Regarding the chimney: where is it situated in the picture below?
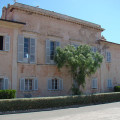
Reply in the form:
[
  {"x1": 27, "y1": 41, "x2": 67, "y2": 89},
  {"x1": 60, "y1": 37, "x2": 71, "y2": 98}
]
[{"x1": 1, "y1": 6, "x2": 7, "y2": 19}]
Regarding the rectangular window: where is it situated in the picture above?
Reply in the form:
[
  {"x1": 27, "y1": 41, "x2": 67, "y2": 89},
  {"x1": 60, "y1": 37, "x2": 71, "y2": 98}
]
[
  {"x1": 50, "y1": 41, "x2": 55, "y2": 60},
  {"x1": 25, "y1": 79, "x2": 33, "y2": 91},
  {"x1": 107, "y1": 79, "x2": 112, "y2": 88},
  {"x1": 0, "y1": 35, "x2": 10, "y2": 51},
  {"x1": 91, "y1": 46, "x2": 97, "y2": 53},
  {"x1": 92, "y1": 78, "x2": 98, "y2": 89},
  {"x1": 20, "y1": 78, "x2": 38, "y2": 91},
  {"x1": 46, "y1": 40, "x2": 60, "y2": 64},
  {"x1": 52, "y1": 78, "x2": 58, "y2": 90},
  {"x1": 24, "y1": 38, "x2": 30, "y2": 59},
  {"x1": 0, "y1": 36, "x2": 4, "y2": 50},
  {"x1": 0, "y1": 78, "x2": 4, "y2": 90},
  {"x1": 106, "y1": 51, "x2": 111, "y2": 62},
  {"x1": 0, "y1": 77, "x2": 8, "y2": 90},
  {"x1": 48, "y1": 78, "x2": 63, "y2": 90},
  {"x1": 18, "y1": 35, "x2": 35, "y2": 63}
]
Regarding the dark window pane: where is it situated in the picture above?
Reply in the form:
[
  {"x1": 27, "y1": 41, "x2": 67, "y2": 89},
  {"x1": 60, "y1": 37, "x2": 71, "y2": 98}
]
[
  {"x1": 0, "y1": 36, "x2": 3, "y2": 50},
  {"x1": 24, "y1": 38, "x2": 30, "y2": 58},
  {"x1": 25, "y1": 79, "x2": 28, "y2": 90},
  {"x1": 52, "y1": 79, "x2": 54, "y2": 89},
  {"x1": 55, "y1": 79, "x2": 57, "y2": 89},
  {"x1": 50, "y1": 41, "x2": 55, "y2": 60},
  {"x1": 29, "y1": 79, "x2": 32, "y2": 90},
  {"x1": 0, "y1": 78, "x2": 4, "y2": 90}
]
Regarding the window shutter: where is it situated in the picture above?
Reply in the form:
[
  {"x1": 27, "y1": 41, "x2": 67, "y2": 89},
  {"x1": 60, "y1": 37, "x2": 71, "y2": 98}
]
[
  {"x1": 34, "y1": 78, "x2": 38, "y2": 90},
  {"x1": 55, "y1": 41, "x2": 60, "y2": 54},
  {"x1": 109, "y1": 52, "x2": 111, "y2": 62},
  {"x1": 92, "y1": 78, "x2": 97, "y2": 89},
  {"x1": 55, "y1": 41, "x2": 60, "y2": 48},
  {"x1": 20, "y1": 78, "x2": 25, "y2": 91},
  {"x1": 92, "y1": 79, "x2": 95, "y2": 88},
  {"x1": 91, "y1": 46, "x2": 97, "y2": 53},
  {"x1": 95, "y1": 78, "x2": 97, "y2": 88},
  {"x1": 5, "y1": 35, "x2": 10, "y2": 51},
  {"x1": 59, "y1": 79, "x2": 63, "y2": 90},
  {"x1": 46, "y1": 39, "x2": 50, "y2": 64},
  {"x1": 106, "y1": 51, "x2": 111, "y2": 62},
  {"x1": 110, "y1": 80, "x2": 112, "y2": 87},
  {"x1": 108, "y1": 79, "x2": 112, "y2": 88},
  {"x1": 18, "y1": 35, "x2": 24, "y2": 62},
  {"x1": 48, "y1": 79, "x2": 52, "y2": 90},
  {"x1": 4, "y1": 77, "x2": 9, "y2": 89},
  {"x1": 30, "y1": 38, "x2": 36, "y2": 63}
]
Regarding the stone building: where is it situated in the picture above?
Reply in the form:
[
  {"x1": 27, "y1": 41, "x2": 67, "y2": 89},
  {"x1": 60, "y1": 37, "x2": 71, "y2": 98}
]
[{"x1": 0, "y1": 3, "x2": 119, "y2": 97}]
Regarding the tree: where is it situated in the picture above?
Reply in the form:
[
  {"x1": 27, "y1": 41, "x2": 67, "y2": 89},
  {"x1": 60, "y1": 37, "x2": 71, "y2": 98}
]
[{"x1": 54, "y1": 45, "x2": 103, "y2": 95}]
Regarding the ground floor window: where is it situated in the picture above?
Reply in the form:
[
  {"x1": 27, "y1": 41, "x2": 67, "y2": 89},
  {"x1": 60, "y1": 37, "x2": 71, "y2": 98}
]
[
  {"x1": 20, "y1": 77, "x2": 38, "y2": 91},
  {"x1": 0, "y1": 77, "x2": 8, "y2": 90},
  {"x1": 92, "y1": 78, "x2": 98, "y2": 89},
  {"x1": 107, "y1": 79, "x2": 112, "y2": 88},
  {"x1": 0, "y1": 36, "x2": 4, "y2": 50},
  {"x1": 48, "y1": 78, "x2": 63, "y2": 90},
  {"x1": 0, "y1": 78, "x2": 4, "y2": 89},
  {"x1": 25, "y1": 79, "x2": 33, "y2": 91}
]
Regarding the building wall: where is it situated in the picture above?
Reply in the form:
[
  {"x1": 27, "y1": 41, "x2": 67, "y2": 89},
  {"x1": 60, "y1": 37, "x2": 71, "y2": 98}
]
[
  {"x1": 0, "y1": 3, "x2": 119, "y2": 98},
  {"x1": 0, "y1": 26, "x2": 13, "y2": 89}
]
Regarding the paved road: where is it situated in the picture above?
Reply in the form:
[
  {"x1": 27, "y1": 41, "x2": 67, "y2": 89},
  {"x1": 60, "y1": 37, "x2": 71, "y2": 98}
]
[{"x1": 0, "y1": 102, "x2": 120, "y2": 120}]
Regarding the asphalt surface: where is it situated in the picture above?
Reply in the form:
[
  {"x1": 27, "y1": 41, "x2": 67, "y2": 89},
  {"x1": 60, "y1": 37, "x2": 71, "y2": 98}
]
[{"x1": 0, "y1": 102, "x2": 120, "y2": 120}]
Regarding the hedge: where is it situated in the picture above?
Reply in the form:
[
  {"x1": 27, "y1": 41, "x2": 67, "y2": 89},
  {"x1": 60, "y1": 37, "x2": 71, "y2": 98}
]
[
  {"x1": 114, "y1": 86, "x2": 120, "y2": 92},
  {"x1": 0, "y1": 90, "x2": 16, "y2": 99},
  {"x1": 0, "y1": 92, "x2": 120, "y2": 112}
]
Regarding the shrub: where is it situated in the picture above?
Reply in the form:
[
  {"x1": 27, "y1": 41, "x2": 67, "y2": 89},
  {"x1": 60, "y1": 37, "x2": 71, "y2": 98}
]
[
  {"x1": 114, "y1": 86, "x2": 120, "y2": 92},
  {"x1": 0, "y1": 90, "x2": 16, "y2": 99},
  {"x1": 0, "y1": 92, "x2": 120, "y2": 112}
]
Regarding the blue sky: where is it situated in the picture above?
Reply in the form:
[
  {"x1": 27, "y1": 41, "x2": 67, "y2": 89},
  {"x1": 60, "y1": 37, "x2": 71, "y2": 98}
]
[{"x1": 0, "y1": 0, "x2": 120, "y2": 43}]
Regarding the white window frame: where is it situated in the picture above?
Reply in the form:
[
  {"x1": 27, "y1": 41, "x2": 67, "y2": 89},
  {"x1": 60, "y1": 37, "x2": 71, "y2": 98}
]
[
  {"x1": 92, "y1": 78, "x2": 98, "y2": 89},
  {"x1": 25, "y1": 78, "x2": 33, "y2": 91},
  {"x1": 23, "y1": 37, "x2": 36, "y2": 63},
  {"x1": 91, "y1": 46, "x2": 97, "y2": 53},
  {"x1": 46, "y1": 39, "x2": 60, "y2": 64},
  {"x1": 0, "y1": 76, "x2": 9, "y2": 90},
  {"x1": 48, "y1": 77, "x2": 63, "y2": 91},
  {"x1": 18, "y1": 34, "x2": 36, "y2": 64},
  {"x1": 107, "y1": 79, "x2": 112, "y2": 88},
  {"x1": 50, "y1": 41, "x2": 56, "y2": 64},
  {"x1": 20, "y1": 77, "x2": 38, "y2": 91},
  {"x1": 106, "y1": 51, "x2": 111, "y2": 62},
  {"x1": 0, "y1": 33, "x2": 10, "y2": 51}
]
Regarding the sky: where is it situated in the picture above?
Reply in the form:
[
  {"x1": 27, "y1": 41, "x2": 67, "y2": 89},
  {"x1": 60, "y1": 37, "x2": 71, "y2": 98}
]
[{"x1": 0, "y1": 0, "x2": 120, "y2": 44}]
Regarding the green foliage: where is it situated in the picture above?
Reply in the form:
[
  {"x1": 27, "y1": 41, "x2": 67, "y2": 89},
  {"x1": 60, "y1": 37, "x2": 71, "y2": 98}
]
[
  {"x1": 114, "y1": 86, "x2": 120, "y2": 92},
  {"x1": 54, "y1": 45, "x2": 103, "y2": 94},
  {"x1": 0, "y1": 92, "x2": 120, "y2": 112},
  {"x1": 0, "y1": 90, "x2": 16, "y2": 99}
]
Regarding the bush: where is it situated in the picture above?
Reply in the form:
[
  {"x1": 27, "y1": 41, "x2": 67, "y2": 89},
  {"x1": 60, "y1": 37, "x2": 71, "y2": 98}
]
[
  {"x1": 0, "y1": 90, "x2": 16, "y2": 99},
  {"x1": 114, "y1": 86, "x2": 120, "y2": 92},
  {"x1": 0, "y1": 92, "x2": 120, "y2": 112}
]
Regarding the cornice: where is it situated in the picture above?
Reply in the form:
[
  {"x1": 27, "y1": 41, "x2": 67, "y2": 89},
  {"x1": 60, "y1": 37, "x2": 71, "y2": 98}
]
[{"x1": 9, "y1": 3, "x2": 104, "y2": 31}]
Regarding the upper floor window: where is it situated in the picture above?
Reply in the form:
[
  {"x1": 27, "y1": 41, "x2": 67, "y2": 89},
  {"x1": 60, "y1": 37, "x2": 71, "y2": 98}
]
[
  {"x1": 92, "y1": 78, "x2": 98, "y2": 89},
  {"x1": 18, "y1": 35, "x2": 36, "y2": 64},
  {"x1": 48, "y1": 77, "x2": 63, "y2": 90},
  {"x1": 106, "y1": 51, "x2": 111, "y2": 62},
  {"x1": 91, "y1": 46, "x2": 97, "y2": 53},
  {"x1": 46, "y1": 39, "x2": 60, "y2": 64},
  {"x1": 0, "y1": 35, "x2": 10, "y2": 51},
  {"x1": 20, "y1": 77, "x2": 38, "y2": 91},
  {"x1": 0, "y1": 77, "x2": 8, "y2": 90}
]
